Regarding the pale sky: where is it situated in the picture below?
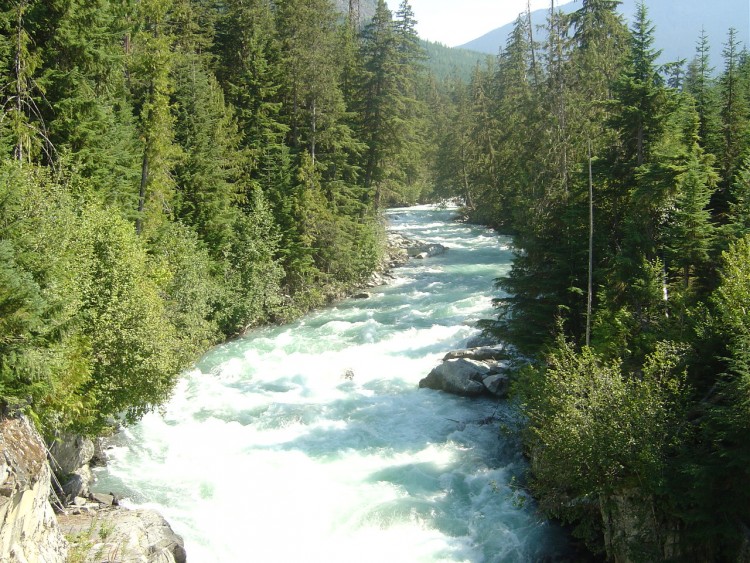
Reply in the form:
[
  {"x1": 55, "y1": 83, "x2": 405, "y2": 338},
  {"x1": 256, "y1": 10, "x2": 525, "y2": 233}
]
[{"x1": 384, "y1": 0, "x2": 575, "y2": 47}]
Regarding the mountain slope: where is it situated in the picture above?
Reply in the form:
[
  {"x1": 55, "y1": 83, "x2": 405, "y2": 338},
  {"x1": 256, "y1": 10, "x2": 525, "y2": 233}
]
[
  {"x1": 422, "y1": 40, "x2": 489, "y2": 81},
  {"x1": 459, "y1": 0, "x2": 749, "y2": 69}
]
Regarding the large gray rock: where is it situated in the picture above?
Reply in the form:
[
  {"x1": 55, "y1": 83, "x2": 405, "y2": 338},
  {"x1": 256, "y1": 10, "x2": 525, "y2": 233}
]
[
  {"x1": 49, "y1": 432, "x2": 97, "y2": 503},
  {"x1": 62, "y1": 464, "x2": 93, "y2": 499},
  {"x1": 59, "y1": 507, "x2": 187, "y2": 563},
  {"x1": 419, "y1": 358, "x2": 491, "y2": 396},
  {"x1": 482, "y1": 373, "x2": 510, "y2": 398},
  {"x1": 49, "y1": 433, "x2": 95, "y2": 475},
  {"x1": 0, "y1": 416, "x2": 68, "y2": 563}
]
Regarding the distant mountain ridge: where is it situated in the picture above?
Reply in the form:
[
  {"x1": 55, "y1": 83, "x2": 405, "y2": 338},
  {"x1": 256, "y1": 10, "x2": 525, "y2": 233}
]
[{"x1": 458, "y1": 0, "x2": 750, "y2": 70}]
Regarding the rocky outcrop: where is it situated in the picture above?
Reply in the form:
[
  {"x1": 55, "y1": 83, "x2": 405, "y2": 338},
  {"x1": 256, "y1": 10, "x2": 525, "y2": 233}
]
[
  {"x1": 600, "y1": 491, "x2": 681, "y2": 563},
  {"x1": 419, "y1": 346, "x2": 510, "y2": 398},
  {"x1": 49, "y1": 432, "x2": 96, "y2": 501},
  {"x1": 0, "y1": 416, "x2": 68, "y2": 563},
  {"x1": 59, "y1": 507, "x2": 187, "y2": 563},
  {"x1": 48, "y1": 431, "x2": 188, "y2": 562},
  {"x1": 363, "y1": 232, "x2": 448, "y2": 290}
]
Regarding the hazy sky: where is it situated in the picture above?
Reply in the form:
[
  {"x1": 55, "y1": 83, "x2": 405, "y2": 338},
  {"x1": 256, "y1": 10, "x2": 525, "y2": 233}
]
[{"x1": 384, "y1": 0, "x2": 575, "y2": 47}]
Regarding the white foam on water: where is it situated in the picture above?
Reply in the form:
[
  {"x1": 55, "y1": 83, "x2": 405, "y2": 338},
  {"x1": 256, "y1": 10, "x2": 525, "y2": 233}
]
[{"x1": 96, "y1": 206, "x2": 570, "y2": 562}]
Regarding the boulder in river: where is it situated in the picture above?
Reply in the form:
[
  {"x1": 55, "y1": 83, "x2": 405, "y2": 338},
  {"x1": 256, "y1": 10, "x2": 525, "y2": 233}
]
[
  {"x1": 482, "y1": 373, "x2": 510, "y2": 397},
  {"x1": 420, "y1": 350, "x2": 511, "y2": 399},
  {"x1": 407, "y1": 243, "x2": 448, "y2": 259},
  {"x1": 419, "y1": 358, "x2": 490, "y2": 397}
]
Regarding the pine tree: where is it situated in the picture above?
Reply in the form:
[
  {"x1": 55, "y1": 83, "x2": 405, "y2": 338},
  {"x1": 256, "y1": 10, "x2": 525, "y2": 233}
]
[
  {"x1": 171, "y1": 55, "x2": 242, "y2": 255},
  {"x1": 718, "y1": 28, "x2": 750, "y2": 197},
  {"x1": 0, "y1": 0, "x2": 50, "y2": 163},
  {"x1": 275, "y1": 0, "x2": 351, "y2": 165},
  {"x1": 128, "y1": 0, "x2": 178, "y2": 235},
  {"x1": 663, "y1": 129, "x2": 718, "y2": 294},
  {"x1": 684, "y1": 29, "x2": 722, "y2": 156},
  {"x1": 38, "y1": 0, "x2": 141, "y2": 204}
]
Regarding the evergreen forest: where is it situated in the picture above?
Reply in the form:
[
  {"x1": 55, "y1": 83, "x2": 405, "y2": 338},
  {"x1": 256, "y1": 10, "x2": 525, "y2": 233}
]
[
  {"x1": 1, "y1": 0, "x2": 749, "y2": 559},
  {"x1": 0, "y1": 0, "x2": 432, "y2": 434},
  {"x1": 436, "y1": 1, "x2": 750, "y2": 559}
]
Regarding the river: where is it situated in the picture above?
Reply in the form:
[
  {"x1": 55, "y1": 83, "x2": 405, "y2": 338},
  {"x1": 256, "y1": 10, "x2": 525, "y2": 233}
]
[{"x1": 95, "y1": 205, "x2": 571, "y2": 562}]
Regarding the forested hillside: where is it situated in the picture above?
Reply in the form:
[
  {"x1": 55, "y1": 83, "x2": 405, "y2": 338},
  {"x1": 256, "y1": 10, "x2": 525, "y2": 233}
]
[
  {"x1": 437, "y1": 1, "x2": 750, "y2": 559},
  {"x1": 3, "y1": 0, "x2": 750, "y2": 559},
  {"x1": 0, "y1": 0, "x2": 428, "y2": 436}
]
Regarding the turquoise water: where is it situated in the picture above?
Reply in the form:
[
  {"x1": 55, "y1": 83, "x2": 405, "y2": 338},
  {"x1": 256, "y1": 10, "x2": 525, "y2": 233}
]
[{"x1": 96, "y1": 205, "x2": 570, "y2": 562}]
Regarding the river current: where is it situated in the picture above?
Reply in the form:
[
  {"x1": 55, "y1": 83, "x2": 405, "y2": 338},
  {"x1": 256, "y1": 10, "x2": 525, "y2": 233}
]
[{"x1": 96, "y1": 205, "x2": 570, "y2": 562}]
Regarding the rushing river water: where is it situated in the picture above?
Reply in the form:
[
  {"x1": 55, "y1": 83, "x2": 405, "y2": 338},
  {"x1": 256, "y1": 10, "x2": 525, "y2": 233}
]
[{"x1": 96, "y1": 205, "x2": 571, "y2": 562}]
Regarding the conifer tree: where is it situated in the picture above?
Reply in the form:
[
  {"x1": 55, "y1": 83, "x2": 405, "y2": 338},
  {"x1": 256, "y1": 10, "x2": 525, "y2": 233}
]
[
  {"x1": 129, "y1": 0, "x2": 178, "y2": 235},
  {"x1": 39, "y1": 0, "x2": 141, "y2": 204},
  {"x1": 685, "y1": 29, "x2": 722, "y2": 156},
  {"x1": 718, "y1": 28, "x2": 750, "y2": 196},
  {"x1": 0, "y1": 0, "x2": 50, "y2": 163}
]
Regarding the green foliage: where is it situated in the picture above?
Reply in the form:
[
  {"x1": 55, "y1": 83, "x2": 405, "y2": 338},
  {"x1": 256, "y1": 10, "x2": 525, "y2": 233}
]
[
  {"x1": 76, "y1": 206, "x2": 181, "y2": 429},
  {"x1": 517, "y1": 334, "x2": 688, "y2": 553},
  {"x1": 420, "y1": 40, "x2": 487, "y2": 82},
  {"x1": 216, "y1": 188, "x2": 285, "y2": 333},
  {"x1": 148, "y1": 221, "x2": 221, "y2": 364},
  {"x1": 427, "y1": 0, "x2": 750, "y2": 557},
  {"x1": 358, "y1": 0, "x2": 428, "y2": 205}
]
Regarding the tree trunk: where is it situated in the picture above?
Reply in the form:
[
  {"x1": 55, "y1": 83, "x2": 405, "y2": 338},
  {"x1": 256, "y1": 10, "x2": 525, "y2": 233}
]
[
  {"x1": 527, "y1": 1, "x2": 540, "y2": 86},
  {"x1": 586, "y1": 140, "x2": 594, "y2": 347},
  {"x1": 136, "y1": 149, "x2": 149, "y2": 236},
  {"x1": 14, "y1": 0, "x2": 26, "y2": 162}
]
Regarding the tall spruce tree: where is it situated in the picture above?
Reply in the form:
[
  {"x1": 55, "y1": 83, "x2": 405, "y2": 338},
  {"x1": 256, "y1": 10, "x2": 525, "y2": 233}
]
[{"x1": 129, "y1": 0, "x2": 178, "y2": 235}]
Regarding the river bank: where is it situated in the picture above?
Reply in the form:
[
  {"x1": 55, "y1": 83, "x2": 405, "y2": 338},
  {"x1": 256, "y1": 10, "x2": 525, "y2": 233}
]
[
  {"x1": 11, "y1": 210, "x2": 450, "y2": 562},
  {"x1": 88, "y1": 205, "x2": 574, "y2": 562}
]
